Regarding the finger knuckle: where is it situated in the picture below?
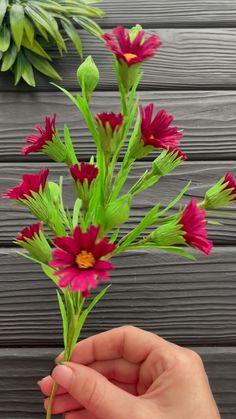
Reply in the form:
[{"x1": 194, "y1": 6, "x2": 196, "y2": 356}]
[{"x1": 182, "y1": 348, "x2": 204, "y2": 368}]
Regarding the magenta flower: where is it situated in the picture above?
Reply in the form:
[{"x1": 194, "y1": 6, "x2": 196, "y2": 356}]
[
  {"x1": 103, "y1": 26, "x2": 161, "y2": 66},
  {"x1": 16, "y1": 223, "x2": 42, "y2": 242},
  {"x1": 70, "y1": 163, "x2": 98, "y2": 185},
  {"x1": 170, "y1": 148, "x2": 187, "y2": 162},
  {"x1": 223, "y1": 172, "x2": 236, "y2": 200},
  {"x1": 96, "y1": 112, "x2": 124, "y2": 132},
  {"x1": 50, "y1": 225, "x2": 116, "y2": 294},
  {"x1": 21, "y1": 114, "x2": 57, "y2": 155},
  {"x1": 2, "y1": 169, "x2": 49, "y2": 201},
  {"x1": 180, "y1": 199, "x2": 213, "y2": 255},
  {"x1": 140, "y1": 105, "x2": 183, "y2": 150}
]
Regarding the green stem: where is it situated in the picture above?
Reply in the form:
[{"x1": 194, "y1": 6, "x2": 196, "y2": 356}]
[{"x1": 46, "y1": 382, "x2": 58, "y2": 419}]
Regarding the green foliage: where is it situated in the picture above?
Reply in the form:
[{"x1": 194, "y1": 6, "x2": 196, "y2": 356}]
[{"x1": 0, "y1": 0, "x2": 104, "y2": 86}]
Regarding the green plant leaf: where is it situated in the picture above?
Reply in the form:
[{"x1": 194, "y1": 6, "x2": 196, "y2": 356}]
[
  {"x1": 10, "y1": 3, "x2": 25, "y2": 51},
  {"x1": 71, "y1": 284, "x2": 111, "y2": 348},
  {"x1": 14, "y1": 51, "x2": 26, "y2": 85},
  {"x1": 74, "y1": 16, "x2": 103, "y2": 39},
  {"x1": 127, "y1": 244, "x2": 196, "y2": 260},
  {"x1": 64, "y1": 124, "x2": 78, "y2": 165},
  {"x1": 23, "y1": 16, "x2": 35, "y2": 46},
  {"x1": 25, "y1": 49, "x2": 62, "y2": 80},
  {"x1": 0, "y1": 0, "x2": 8, "y2": 27},
  {"x1": 56, "y1": 290, "x2": 68, "y2": 348},
  {"x1": 73, "y1": 198, "x2": 82, "y2": 228},
  {"x1": 21, "y1": 55, "x2": 36, "y2": 87},
  {"x1": 61, "y1": 19, "x2": 83, "y2": 57},
  {"x1": 1, "y1": 43, "x2": 17, "y2": 71},
  {"x1": 0, "y1": 24, "x2": 10, "y2": 52},
  {"x1": 41, "y1": 264, "x2": 58, "y2": 285},
  {"x1": 22, "y1": 34, "x2": 51, "y2": 60}
]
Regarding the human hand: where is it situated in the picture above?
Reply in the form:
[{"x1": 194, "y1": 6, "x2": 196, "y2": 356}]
[{"x1": 39, "y1": 326, "x2": 221, "y2": 419}]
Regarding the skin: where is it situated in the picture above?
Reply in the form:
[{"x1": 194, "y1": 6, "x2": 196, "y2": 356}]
[{"x1": 39, "y1": 325, "x2": 221, "y2": 419}]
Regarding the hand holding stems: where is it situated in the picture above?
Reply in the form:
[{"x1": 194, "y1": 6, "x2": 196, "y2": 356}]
[{"x1": 39, "y1": 326, "x2": 221, "y2": 419}]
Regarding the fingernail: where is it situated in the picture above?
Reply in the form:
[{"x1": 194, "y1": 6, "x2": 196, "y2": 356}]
[{"x1": 51, "y1": 365, "x2": 73, "y2": 390}]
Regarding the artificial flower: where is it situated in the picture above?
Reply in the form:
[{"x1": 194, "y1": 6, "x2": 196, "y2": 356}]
[
  {"x1": 103, "y1": 26, "x2": 161, "y2": 67},
  {"x1": 2, "y1": 169, "x2": 49, "y2": 201},
  {"x1": 140, "y1": 105, "x2": 183, "y2": 149},
  {"x1": 21, "y1": 115, "x2": 57, "y2": 155},
  {"x1": 77, "y1": 56, "x2": 100, "y2": 101},
  {"x1": 96, "y1": 112, "x2": 124, "y2": 159},
  {"x1": 50, "y1": 225, "x2": 116, "y2": 294},
  {"x1": 150, "y1": 199, "x2": 213, "y2": 255},
  {"x1": 96, "y1": 112, "x2": 123, "y2": 132},
  {"x1": 202, "y1": 172, "x2": 236, "y2": 209},
  {"x1": 152, "y1": 147, "x2": 187, "y2": 176},
  {"x1": 70, "y1": 163, "x2": 98, "y2": 185},
  {"x1": 15, "y1": 223, "x2": 52, "y2": 263}
]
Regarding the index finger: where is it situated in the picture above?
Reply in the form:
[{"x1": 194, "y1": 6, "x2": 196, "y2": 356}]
[{"x1": 56, "y1": 325, "x2": 173, "y2": 365}]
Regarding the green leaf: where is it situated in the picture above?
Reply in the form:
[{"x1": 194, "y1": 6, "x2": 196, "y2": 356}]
[
  {"x1": 73, "y1": 198, "x2": 82, "y2": 228},
  {"x1": 23, "y1": 16, "x2": 35, "y2": 46},
  {"x1": 61, "y1": 20, "x2": 83, "y2": 57},
  {"x1": 127, "y1": 244, "x2": 196, "y2": 260},
  {"x1": 71, "y1": 284, "x2": 111, "y2": 348},
  {"x1": 25, "y1": 49, "x2": 62, "y2": 80},
  {"x1": 14, "y1": 51, "x2": 26, "y2": 85},
  {"x1": 21, "y1": 55, "x2": 36, "y2": 87},
  {"x1": 41, "y1": 264, "x2": 58, "y2": 285},
  {"x1": 157, "y1": 181, "x2": 192, "y2": 219},
  {"x1": 74, "y1": 16, "x2": 103, "y2": 39},
  {"x1": 0, "y1": 0, "x2": 8, "y2": 27},
  {"x1": 10, "y1": 4, "x2": 25, "y2": 51},
  {"x1": 1, "y1": 43, "x2": 17, "y2": 71},
  {"x1": 64, "y1": 125, "x2": 78, "y2": 165},
  {"x1": 22, "y1": 33, "x2": 51, "y2": 60},
  {"x1": 0, "y1": 24, "x2": 10, "y2": 52},
  {"x1": 16, "y1": 250, "x2": 43, "y2": 265},
  {"x1": 56, "y1": 290, "x2": 68, "y2": 348}
]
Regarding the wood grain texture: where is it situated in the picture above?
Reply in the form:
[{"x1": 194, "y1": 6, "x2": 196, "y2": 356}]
[
  {"x1": 0, "y1": 347, "x2": 235, "y2": 418},
  {"x1": 1, "y1": 90, "x2": 236, "y2": 162},
  {"x1": 0, "y1": 162, "x2": 235, "y2": 245},
  {"x1": 0, "y1": 247, "x2": 235, "y2": 346},
  {"x1": 101, "y1": 0, "x2": 236, "y2": 26},
  {"x1": 2, "y1": 29, "x2": 236, "y2": 90}
]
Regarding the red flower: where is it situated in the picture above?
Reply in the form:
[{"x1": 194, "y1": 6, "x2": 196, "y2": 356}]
[
  {"x1": 140, "y1": 105, "x2": 183, "y2": 149},
  {"x1": 16, "y1": 223, "x2": 42, "y2": 242},
  {"x1": 96, "y1": 112, "x2": 123, "y2": 132},
  {"x1": 70, "y1": 163, "x2": 98, "y2": 185},
  {"x1": 223, "y1": 172, "x2": 236, "y2": 200},
  {"x1": 169, "y1": 148, "x2": 187, "y2": 161},
  {"x1": 2, "y1": 169, "x2": 49, "y2": 200},
  {"x1": 179, "y1": 199, "x2": 213, "y2": 255},
  {"x1": 21, "y1": 114, "x2": 57, "y2": 155},
  {"x1": 50, "y1": 225, "x2": 116, "y2": 294},
  {"x1": 103, "y1": 26, "x2": 161, "y2": 66}
]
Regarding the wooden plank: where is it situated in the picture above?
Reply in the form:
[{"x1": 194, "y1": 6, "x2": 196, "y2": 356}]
[
  {"x1": 0, "y1": 347, "x2": 235, "y2": 418},
  {"x1": 0, "y1": 247, "x2": 235, "y2": 346},
  {"x1": 1, "y1": 29, "x2": 236, "y2": 90},
  {"x1": 101, "y1": 0, "x2": 236, "y2": 27},
  {"x1": 1, "y1": 90, "x2": 236, "y2": 162},
  {"x1": 0, "y1": 162, "x2": 235, "y2": 245}
]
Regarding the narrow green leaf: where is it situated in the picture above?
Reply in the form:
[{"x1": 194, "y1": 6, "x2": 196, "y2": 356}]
[
  {"x1": 73, "y1": 198, "x2": 82, "y2": 228},
  {"x1": 14, "y1": 51, "x2": 25, "y2": 85},
  {"x1": 0, "y1": 24, "x2": 10, "y2": 52},
  {"x1": 56, "y1": 290, "x2": 68, "y2": 348},
  {"x1": 126, "y1": 244, "x2": 196, "y2": 260},
  {"x1": 10, "y1": 4, "x2": 25, "y2": 51},
  {"x1": 1, "y1": 43, "x2": 17, "y2": 71},
  {"x1": 21, "y1": 55, "x2": 36, "y2": 87},
  {"x1": 71, "y1": 285, "x2": 111, "y2": 347},
  {"x1": 0, "y1": 0, "x2": 8, "y2": 27},
  {"x1": 25, "y1": 49, "x2": 62, "y2": 80},
  {"x1": 16, "y1": 250, "x2": 42, "y2": 265},
  {"x1": 74, "y1": 16, "x2": 103, "y2": 39},
  {"x1": 23, "y1": 16, "x2": 35, "y2": 46},
  {"x1": 41, "y1": 264, "x2": 58, "y2": 285},
  {"x1": 61, "y1": 20, "x2": 83, "y2": 58},
  {"x1": 22, "y1": 34, "x2": 51, "y2": 60},
  {"x1": 64, "y1": 125, "x2": 78, "y2": 165},
  {"x1": 156, "y1": 181, "x2": 192, "y2": 219}
]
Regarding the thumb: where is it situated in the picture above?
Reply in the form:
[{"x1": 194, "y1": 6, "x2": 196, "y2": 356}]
[{"x1": 51, "y1": 362, "x2": 139, "y2": 419}]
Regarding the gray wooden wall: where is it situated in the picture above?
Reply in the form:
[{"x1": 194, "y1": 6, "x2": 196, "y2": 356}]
[{"x1": 0, "y1": 1, "x2": 236, "y2": 417}]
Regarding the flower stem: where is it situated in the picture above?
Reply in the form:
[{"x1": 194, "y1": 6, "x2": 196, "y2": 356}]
[{"x1": 46, "y1": 382, "x2": 58, "y2": 419}]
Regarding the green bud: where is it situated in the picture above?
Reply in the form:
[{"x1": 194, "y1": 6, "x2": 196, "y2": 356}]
[
  {"x1": 103, "y1": 194, "x2": 132, "y2": 231},
  {"x1": 77, "y1": 56, "x2": 99, "y2": 101},
  {"x1": 149, "y1": 218, "x2": 185, "y2": 247}
]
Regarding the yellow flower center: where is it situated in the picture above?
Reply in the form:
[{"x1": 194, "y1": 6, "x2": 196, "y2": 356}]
[
  {"x1": 123, "y1": 53, "x2": 137, "y2": 62},
  {"x1": 76, "y1": 250, "x2": 95, "y2": 269}
]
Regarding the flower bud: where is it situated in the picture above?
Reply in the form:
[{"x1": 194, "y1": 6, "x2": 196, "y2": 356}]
[
  {"x1": 103, "y1": 194, "x2": 131, "y2": 230},
  {"x1": 77, "y1": 56, "x2": 99, "y2": 101}
]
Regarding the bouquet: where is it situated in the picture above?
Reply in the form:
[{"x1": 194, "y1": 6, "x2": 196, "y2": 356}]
[{"x1": 2, "y1": 25, "x2": 236, "y2": 418}]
